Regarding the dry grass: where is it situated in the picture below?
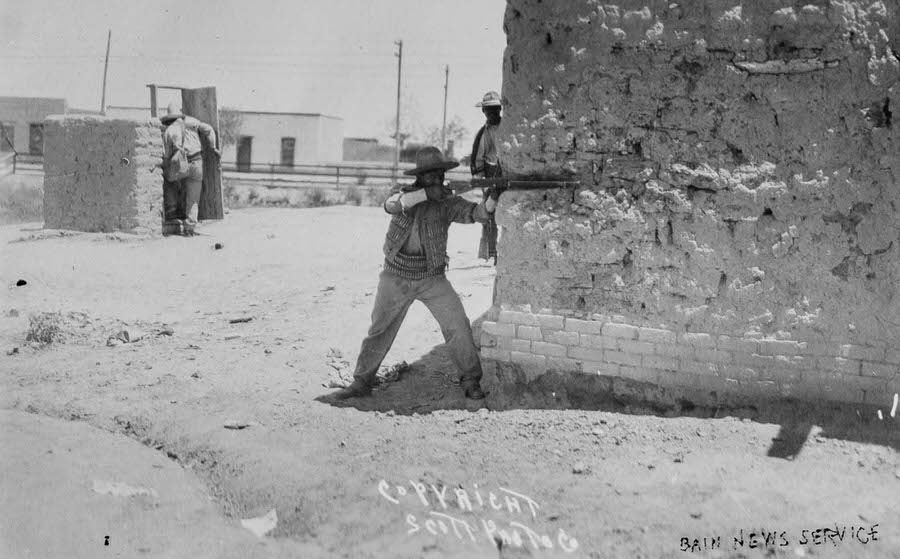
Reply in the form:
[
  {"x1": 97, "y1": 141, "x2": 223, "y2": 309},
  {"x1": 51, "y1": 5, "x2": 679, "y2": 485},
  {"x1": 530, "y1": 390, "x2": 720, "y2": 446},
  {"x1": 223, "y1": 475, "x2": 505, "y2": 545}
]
[
  {"x1": 0, "y1": 174, "x2": 43, "y2": 225},
  {"x1": 26, "y1": 312, "x2": 65, "y2": 345},
  {"x1": 224, "y1": 178, "x2": 391, "y2": 210}
]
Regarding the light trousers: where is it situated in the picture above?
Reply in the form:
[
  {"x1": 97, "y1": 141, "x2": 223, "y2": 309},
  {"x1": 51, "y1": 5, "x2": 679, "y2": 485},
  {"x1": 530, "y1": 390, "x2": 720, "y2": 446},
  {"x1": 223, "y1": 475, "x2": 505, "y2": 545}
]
[{"x1": 353, "y1": 270, "x2": 483, "y2": 384}]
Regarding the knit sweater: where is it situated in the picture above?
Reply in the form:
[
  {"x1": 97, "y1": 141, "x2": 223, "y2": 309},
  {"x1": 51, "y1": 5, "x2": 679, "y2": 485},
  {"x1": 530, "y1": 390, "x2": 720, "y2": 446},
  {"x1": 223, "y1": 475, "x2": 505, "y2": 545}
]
[{"x1": 382, "y1": 188, "x2": 493, "y2": 279}]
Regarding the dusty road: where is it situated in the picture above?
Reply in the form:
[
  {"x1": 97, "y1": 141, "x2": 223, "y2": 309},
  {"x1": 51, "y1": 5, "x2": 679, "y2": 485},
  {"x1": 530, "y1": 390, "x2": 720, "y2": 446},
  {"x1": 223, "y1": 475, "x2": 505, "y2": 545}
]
[{"x1": 1, "y1": 206, "x2": 898, "y2": 558}]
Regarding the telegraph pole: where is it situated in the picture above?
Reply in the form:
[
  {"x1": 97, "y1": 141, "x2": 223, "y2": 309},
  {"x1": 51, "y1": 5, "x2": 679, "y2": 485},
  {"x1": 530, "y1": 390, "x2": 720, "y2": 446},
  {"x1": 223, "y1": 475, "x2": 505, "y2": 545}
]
[
  {"x1": 392, "y1": 39, "x2": 403, "y2": 186},
  {"x1": 441, "y1": 64, "x2": 449, "y2": 153},
  {"x1": 100, "y1": 29, "x2": 112, "y2": 115}
]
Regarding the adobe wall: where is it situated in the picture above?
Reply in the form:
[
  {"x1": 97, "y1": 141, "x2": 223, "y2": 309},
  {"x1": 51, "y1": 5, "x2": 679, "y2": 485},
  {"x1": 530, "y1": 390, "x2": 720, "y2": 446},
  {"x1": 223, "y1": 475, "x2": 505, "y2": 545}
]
[
  {"x1": 480, "y1": 0, "x2": 900, "y2": 406},
  {"x1": 43, "y1": 115, "x2": 163, "y2": 234}
]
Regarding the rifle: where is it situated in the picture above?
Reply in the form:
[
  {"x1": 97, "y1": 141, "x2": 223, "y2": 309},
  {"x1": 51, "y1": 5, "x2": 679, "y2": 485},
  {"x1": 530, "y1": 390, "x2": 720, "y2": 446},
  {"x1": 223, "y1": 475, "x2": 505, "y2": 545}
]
[
  {"x1": 447, "y1": 178, "x2": 581, "y2": 199},
  {"x1": 447, "y1": 177, "x2": 580, "y2": 264}
]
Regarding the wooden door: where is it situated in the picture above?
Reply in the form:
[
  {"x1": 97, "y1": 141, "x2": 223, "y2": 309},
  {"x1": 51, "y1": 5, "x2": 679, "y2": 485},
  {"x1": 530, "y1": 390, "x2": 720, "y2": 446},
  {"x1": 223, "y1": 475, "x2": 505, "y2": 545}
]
[
  {"x1": 237, "y1": 137, "x2": 252, "y2": 171},
  {"x1": 181, "y1": 87, "x2": 223, "y2": 220}
]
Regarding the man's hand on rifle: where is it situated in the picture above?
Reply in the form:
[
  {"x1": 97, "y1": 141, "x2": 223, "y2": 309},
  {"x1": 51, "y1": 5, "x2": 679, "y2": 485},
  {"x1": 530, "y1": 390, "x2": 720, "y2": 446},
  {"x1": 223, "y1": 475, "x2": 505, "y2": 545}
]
[{"x1": 483, "y1": 185, "x2": 505, "y2": 213}]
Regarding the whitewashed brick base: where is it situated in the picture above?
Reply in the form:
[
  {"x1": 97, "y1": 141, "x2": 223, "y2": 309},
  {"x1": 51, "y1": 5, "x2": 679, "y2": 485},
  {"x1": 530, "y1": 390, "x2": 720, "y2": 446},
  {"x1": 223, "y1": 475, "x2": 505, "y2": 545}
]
[{"x1": 480, "y1": 306, "x2": 900, "y2": 406}]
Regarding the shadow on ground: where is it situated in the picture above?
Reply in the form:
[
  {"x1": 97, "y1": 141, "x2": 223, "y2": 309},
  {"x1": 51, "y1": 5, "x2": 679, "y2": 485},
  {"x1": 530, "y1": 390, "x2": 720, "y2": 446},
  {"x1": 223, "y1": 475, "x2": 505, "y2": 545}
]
[{"x1": 317, "y1": 322, "x2": 900, "y2": 457}]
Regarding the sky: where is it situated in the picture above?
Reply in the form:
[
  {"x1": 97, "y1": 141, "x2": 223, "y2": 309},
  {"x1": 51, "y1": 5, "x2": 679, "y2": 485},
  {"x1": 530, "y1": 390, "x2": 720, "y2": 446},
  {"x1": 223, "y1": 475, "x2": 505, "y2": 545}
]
[{"x1": 1, "y1": 0, "x2": 507, "y2": 149}]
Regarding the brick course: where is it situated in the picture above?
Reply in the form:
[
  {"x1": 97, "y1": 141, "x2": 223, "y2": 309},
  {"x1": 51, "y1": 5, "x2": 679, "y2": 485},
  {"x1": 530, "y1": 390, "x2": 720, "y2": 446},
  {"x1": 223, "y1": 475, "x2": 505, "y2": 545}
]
[{"x1": 479, "y1": 310, "x2": 895, "y2": 405}]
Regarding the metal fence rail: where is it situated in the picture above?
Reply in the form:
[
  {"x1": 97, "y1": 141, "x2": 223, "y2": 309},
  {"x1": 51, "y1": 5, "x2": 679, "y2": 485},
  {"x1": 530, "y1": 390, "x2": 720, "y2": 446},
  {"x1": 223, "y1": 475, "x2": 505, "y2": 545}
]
[
  {"x1": 222, "y1": 161, "x2": 470, "y2": 189},
  {"x1": 4, "y1": 156, "x2": 474, "y2": 189}
]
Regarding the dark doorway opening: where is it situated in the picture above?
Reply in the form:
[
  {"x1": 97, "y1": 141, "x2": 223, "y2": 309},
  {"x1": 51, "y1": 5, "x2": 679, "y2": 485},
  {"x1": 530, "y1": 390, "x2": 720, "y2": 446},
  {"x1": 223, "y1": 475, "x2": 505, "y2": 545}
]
[{"x1": 237, "y1": 136, "x2": 253, "y2": 172}]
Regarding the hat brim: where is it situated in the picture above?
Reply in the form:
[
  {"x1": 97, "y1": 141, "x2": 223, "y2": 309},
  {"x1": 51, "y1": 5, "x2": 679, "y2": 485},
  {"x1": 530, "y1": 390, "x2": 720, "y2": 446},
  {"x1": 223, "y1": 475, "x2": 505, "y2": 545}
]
[
  {"x1": 402, "y1": 160, "x2": 459, "y2": 176},
  {"x1": 476, "y1": 100, "x2": 502, "y2": 107},
  {"x1": 160, "y1": 113, "x2": 183, "y2": 124}
]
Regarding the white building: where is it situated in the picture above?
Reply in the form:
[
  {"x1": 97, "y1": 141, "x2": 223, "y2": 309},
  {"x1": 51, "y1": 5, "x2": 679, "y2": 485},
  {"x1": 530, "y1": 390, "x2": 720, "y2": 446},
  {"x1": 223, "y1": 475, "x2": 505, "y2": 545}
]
[
  {"x1": 224, "y1": 111, "x2": 344, "y2": 170},
  {"x1": 0, "y1": 96, "x2": 67, "y2": 155},
  {"x1": 106, "y1": 106, "x2": 344, "y2": 169}
]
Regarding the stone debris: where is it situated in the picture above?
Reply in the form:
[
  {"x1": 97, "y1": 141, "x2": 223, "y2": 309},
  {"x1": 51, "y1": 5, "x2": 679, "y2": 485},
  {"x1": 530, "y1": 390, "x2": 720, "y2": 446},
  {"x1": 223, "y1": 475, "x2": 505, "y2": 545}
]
[
  {"x1": 107, "y1": 329, "x2": 147, "y2": 346},
  {"x1": 228, "y1": 317, "x2": 253, "y2": 324},
  {"x1": 15, "y1": 279, "x2": 27, "y2": 287},
  {"x1": 223, "y1": 420, "x2": 254, "y2": 430},
  {"x1": 323, "y1": 348, "x2": 353, "y2": 388},
  {"x1": 377, "y1": 361, "x2": 409, "y2": 384},
  {"x1": 240, "y1": 508, "x2": 278, "y2": 538},
  {"x1": 91, "y1": 480, "x2": 158, "y2": 499},
  {"x1": 572, "y1": 463, "x2": 590, "y2": 475}
]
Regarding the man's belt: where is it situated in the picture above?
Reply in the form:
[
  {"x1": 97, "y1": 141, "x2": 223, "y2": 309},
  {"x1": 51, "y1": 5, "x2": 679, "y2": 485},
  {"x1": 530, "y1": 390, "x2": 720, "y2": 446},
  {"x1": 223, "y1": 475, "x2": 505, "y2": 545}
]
[{"x1": 187, "y1": 151, "x2": 203, "y2": 162}]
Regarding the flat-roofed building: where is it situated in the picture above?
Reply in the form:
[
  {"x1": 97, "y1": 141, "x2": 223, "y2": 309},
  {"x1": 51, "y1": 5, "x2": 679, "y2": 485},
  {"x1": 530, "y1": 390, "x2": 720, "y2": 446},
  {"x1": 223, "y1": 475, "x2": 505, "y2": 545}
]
[
  {"x1": 0, "y1": 96, "x2": 68, "y2": 155},
  {"x1": 226, "y1": 111, "x2": 343, "y2": 170}
]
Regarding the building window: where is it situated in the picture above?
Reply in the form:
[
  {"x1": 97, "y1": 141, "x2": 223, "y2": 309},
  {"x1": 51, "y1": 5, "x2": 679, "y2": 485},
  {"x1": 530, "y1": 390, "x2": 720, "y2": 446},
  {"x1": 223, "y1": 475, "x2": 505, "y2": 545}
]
[
  {"x1": 0, "y1": 123, "x2": 13, "y2": 152},
  {"x1": 29, "y1": 123, "x2": 44, "y2": 155},
  {"x1": 280, "y1": 137, "x2": 295, "y2": 167}
]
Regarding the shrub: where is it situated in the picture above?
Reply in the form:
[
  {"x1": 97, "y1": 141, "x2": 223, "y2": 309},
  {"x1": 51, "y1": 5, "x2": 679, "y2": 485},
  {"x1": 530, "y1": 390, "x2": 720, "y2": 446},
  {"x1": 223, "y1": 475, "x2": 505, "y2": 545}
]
[
  {"x1": 344, "y1": 186, "x2": 363, "y2": 206},
  {"x1": 305, "y1": 187, "x2": 334, "y2": 208},
  {"x1": 269, "y1": 193, "x2": 293, "y2": 207},
  {"x1": 366, "y1": 186, "x2": 391, "y2": 207},
  {"x1": 0, "y1": 175, "x2": 44, "y2": 224},
  {"x1": 26, "y1": 312, "x2": 64, "y2": 345}
]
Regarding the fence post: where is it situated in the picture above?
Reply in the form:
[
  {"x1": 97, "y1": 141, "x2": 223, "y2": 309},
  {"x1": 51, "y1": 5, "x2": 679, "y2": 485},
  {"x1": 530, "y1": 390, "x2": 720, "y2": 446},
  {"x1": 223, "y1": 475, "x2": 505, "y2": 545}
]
[{"x1": 336, "y1": 166, "x2": 340, "y2": 190}]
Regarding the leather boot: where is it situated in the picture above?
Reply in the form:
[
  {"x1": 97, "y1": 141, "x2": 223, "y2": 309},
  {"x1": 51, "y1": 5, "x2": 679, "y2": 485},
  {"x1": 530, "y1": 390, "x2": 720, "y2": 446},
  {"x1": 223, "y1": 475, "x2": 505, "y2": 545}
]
[
  {"x1": 460, "y1": 379, "x2": 486, "y2": 400},
  {"x1": 331, "y1": 379, "x2": 373, "y2": 400}
]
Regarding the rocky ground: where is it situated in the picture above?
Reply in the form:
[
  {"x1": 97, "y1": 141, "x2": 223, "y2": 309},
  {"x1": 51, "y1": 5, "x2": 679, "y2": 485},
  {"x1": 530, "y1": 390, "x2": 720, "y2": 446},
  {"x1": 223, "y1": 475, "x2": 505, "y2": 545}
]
[{"x1": 1, "y1": 206, "x2": 898, "y2": 558}]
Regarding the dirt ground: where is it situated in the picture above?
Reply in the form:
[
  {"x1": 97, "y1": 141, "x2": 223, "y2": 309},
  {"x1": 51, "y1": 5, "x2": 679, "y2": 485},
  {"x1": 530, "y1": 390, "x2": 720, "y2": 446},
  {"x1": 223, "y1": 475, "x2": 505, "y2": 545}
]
[{"x1": 1, "y1": 206, "x2": 898, "y2": 559}]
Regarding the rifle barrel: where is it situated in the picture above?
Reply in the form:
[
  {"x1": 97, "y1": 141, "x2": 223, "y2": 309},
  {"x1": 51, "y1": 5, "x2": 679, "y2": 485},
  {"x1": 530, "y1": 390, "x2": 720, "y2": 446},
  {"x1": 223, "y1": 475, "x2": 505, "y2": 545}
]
[{"x1": 448, "y1": 178, "x2": 579, "y2": 195}]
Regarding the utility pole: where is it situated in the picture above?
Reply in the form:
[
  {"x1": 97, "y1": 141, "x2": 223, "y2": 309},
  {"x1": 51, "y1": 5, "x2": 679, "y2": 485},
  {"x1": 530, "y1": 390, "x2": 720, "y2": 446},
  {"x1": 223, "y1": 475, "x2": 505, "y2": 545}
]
[
  {"x1": 392, "y1": 39, "x2": 403, "y2": 186},
  {"x1": 441, "y1": 64, "x2": 449, "y2": 153},
  {"x1": 100, "y1": 29, "x2": 111, "y2": 115}
]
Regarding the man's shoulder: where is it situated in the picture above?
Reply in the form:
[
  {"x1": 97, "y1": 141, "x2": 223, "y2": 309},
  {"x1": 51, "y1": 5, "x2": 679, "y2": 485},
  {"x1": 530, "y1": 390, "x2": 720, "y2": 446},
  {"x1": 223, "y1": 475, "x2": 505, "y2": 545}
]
[
  {"x1": 183, "y1": 116, "x2": 202, "y2": 128},
  {"x1": 163, "y1": 124, "x2": 180, "y2": 139}
]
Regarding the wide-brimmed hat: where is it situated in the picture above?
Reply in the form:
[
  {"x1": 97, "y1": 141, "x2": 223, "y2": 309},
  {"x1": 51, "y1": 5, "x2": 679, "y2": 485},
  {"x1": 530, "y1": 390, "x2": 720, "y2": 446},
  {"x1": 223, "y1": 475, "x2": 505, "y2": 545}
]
[
  {"x1": 159, "y1": 102, "x2": 184, "y2": 124},
  {"x1": 403, "y1": 146, "x2": 460, "y2": 176},
  {"x1": 475, "y1": 91, "x2": 502, "y2": 107}
]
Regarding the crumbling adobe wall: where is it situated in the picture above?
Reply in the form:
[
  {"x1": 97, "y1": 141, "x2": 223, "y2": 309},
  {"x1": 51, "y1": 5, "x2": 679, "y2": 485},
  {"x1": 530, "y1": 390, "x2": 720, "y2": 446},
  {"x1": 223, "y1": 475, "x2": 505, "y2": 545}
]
[
  {"x1": 43, "y1": 115, "x2": 163, "y2": 234},
  {"x1": 480, "y1": 1, "x2": 900, "y2": 405}
]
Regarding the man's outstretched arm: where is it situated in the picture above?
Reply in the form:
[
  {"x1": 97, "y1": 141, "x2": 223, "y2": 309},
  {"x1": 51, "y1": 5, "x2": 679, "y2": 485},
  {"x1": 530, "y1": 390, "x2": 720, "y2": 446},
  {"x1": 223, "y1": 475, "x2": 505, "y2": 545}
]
[
  {"x1": 384, "y1": 189, "x2": 403, "y2": 214},
  {"x1": 446, "y1": 196, "x2": 496, "y2": 225},
  {"x1": 384, "y1": 188, "x2": 428, "y2": 215},
  {"x1": 197, "y1": 121, "x2": 219, "y2": 155}
]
